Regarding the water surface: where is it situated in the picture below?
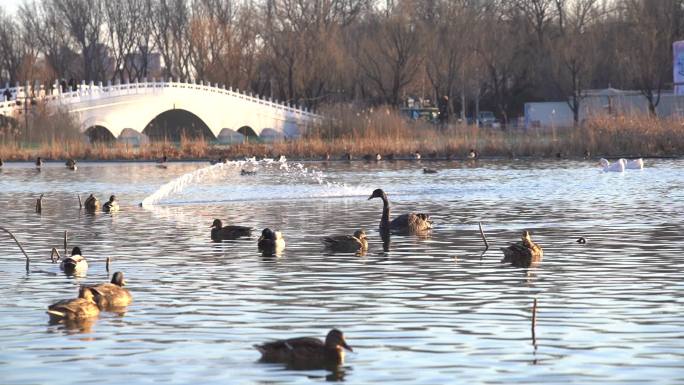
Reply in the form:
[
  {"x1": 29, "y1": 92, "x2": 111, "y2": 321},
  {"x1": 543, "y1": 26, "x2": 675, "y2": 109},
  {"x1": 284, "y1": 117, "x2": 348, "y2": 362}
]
[{"x1": 0, "y1": 159, "x2": 683, "y2": 384}]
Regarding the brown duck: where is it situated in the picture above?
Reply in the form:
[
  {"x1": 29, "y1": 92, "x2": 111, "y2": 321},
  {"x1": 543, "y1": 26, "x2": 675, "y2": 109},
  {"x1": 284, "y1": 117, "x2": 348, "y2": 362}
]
[
  {"x1": 368, "y1": 188, "x2": 432, "y2": 234},
  {"x1": 322, "y1": 230, "x2": 368, "y2": 252},
  {"x1": 254, "y1": 328, "x2": 353, "y2": 367},
  {"x1": 211, "y1": 219, "x2": 252, "y2": 241},
  {"x1": 47, "y1": 286, "x2": 100, "y2": 321},
  {"x1": 87, "y1": 271, "x2": 132, "y2": 309},
  {"x1": 84, "y1": 194, "x2": 100, "y2": 212},
  {"x1": 501, "y1": 230, "x2": 543, "y2": 267}
]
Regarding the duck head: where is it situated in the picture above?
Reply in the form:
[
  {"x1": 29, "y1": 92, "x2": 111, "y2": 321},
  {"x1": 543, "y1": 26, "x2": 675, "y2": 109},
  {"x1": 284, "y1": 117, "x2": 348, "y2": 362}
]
[
  {"x1": 259, "y1": 228, "x2": 275, "y2": 241},
  {"x1": 353, "y1": 229, "x2": 367, "y2": 240},
  {"x1": 71, "y1": 246, "x2": 82, "y2": 256},
  {"x1": 211, "y1": 219, "x2": 223, "y2": 229},
  {"x1": 325, "y1": 328, "x2": 353, "y2": 352},
  {"x1": 111, "y1": 271, "x2": 126, "y2": 286},
  {"x1": 108, "y1": 195, "x2": 116, "y2": 203},
  {"x1": 368, "y1": 189, "x2": 386, "y2": 201}
]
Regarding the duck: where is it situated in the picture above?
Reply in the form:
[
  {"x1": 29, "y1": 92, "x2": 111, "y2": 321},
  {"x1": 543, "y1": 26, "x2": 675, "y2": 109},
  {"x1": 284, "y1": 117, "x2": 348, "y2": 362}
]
[
  {"x1": 102, "y1": 195, "x2": 119, "y2": 213},
  {"x1": 368, "y1": 188, "x2": 432, "y2": 235},
  {"x1": 412, "y1": 151, "x2": 421, "y2": 160},
  {"x1": 211, "y1": 219, "x2": 252, "y2": 241},
  {"x1": 84, "y1": 194, "x2": 100, "y2": 212},
  {"x1": 621, "y1": 158, "x2": 644, "y2": 169},
  {"x1": 468, "y1": 149, "x2": 479, "y2": 159},
  {"x1": 423, "y1": 168, "x2": 438, "y2": 174},
  {"x1": 322, "y1": 230, "x2": 368, "y2": 253},
  {"x1": 157, "y1": 155, "x2": 168, "y2": 168},
  {"x1": 240, "y1": 169, "x2": 257, "y2": 176},
  {"x1": 65, "y1": 159, "x2": 77, "y2": 170},
  {"x1": 86, "y1": 271, "x2": 132, "y2": 309},
  {"x1": 254, "y1": 328, "x2": 352, "y2": 367},
  {"x1": 384, "y1": 153, "x2": 395, "y2": 161},
  {"x1": 47, "y1": 286, "x2": 100, "y2": 321},
  {"x1": 599, "y1": 158, "x2": 625, "y2": 172},
  {"x1": 258, "y1": 228, "x2": 285, "y2": 254},
  {"x1": 0, "y1": 158, "x2": 4, "y2": 168},
  {"x1": 344, "y1": 153, "x2": 352, "y2": 161},
  {"x1": 60, "y1": 247, "x2": 88, "y2": 276},
  {"x1": 500, "y1": 230, "x2": 543, "y2": 268},
  {"x1": 35, "y1": 157, "x2": 43, "y2": 168}
]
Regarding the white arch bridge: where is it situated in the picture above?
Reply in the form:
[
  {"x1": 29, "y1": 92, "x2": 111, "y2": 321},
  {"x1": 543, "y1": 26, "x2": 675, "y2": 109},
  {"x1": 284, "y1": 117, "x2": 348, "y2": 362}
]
[{"x1": 0, "y1": 79, "x2": 320, "y2": 143}]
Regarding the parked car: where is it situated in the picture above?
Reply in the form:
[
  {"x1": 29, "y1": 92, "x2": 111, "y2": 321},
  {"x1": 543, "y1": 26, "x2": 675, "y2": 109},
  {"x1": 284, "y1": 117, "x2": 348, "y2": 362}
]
[{"x1": 478, "y1": 111, "x2": 497, "y2": 127}]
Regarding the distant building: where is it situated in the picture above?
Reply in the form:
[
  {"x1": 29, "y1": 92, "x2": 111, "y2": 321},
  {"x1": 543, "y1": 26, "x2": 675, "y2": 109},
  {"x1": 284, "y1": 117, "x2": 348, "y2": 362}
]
[{"x1": 524, "y1": 88, "x2": 684, "y2": 128}]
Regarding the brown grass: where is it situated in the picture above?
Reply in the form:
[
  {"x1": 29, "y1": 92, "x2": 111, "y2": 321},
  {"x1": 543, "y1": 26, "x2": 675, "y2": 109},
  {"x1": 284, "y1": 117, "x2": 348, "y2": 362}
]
[{"x1": 0, "y1": 106, "x2": 682, "y2": 161}]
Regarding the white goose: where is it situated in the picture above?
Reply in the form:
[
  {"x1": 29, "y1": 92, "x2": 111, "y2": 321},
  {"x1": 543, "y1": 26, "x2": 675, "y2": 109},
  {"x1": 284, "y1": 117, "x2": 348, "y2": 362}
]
[
  {"x1": 599, "y1": 158, "x2": 625, "y2": 172},
  {"x1": 620, "y1": 158, "x2": 644, "y2": 170}
]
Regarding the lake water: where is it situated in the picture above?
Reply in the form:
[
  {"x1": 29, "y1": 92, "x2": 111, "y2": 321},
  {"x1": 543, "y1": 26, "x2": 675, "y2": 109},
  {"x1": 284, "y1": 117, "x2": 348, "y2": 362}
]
[{"x1": 0, "y1": 159, "x2": 683, "y2": 384}]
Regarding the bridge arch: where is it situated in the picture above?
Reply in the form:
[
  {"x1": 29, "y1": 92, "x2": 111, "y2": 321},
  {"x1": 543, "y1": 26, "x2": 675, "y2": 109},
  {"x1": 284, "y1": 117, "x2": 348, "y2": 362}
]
[
  {"x1": 143, "y1": 109, "x2": 215, "y2": 141},
  {"x1": 237, "y1": 126, "x2": 258, "y2": 139},
  {"x1": 85, "y1": 125, "x2": 116, "y2": 143}
]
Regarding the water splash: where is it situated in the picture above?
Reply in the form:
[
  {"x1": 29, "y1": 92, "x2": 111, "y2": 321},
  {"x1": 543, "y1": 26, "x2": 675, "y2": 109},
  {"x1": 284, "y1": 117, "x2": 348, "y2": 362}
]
[{"x1": 141, "y1": 158, "x2": 363, "y2": 206}]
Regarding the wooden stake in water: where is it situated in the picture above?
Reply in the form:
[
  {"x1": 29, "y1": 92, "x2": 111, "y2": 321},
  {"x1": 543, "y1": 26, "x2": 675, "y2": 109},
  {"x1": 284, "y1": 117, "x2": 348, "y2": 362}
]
[
  {"x1": 531, "y1": 298, "x2": 538, "y2": 350},
  {"x1": 478, "y1": 222, "x2": 489, "y2": 250},
  {"x1": 77, "y1": 194, "x2": 82, "y2": 209},
  {"x1": 0, "y1": 226, "x2": 31, "y2": 273},
  {"x1": 106, "y1": 257, "x2": 111, "y2": 273},
  {"x1": 35, "y1": 194, "x2": 43, "y2": 213},
  {"x1": 63, "y1": 230, "x2": 68, "y2": 256}
]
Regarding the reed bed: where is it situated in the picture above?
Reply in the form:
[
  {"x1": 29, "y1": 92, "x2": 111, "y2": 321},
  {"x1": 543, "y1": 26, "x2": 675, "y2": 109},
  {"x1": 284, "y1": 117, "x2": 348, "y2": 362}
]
[{"x1": 0, "y1": 107, "x2": 682, "y2": 161}]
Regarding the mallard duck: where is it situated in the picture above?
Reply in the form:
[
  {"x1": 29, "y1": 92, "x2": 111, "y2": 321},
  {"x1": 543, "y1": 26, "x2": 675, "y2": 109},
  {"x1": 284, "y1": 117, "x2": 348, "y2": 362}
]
[
  {"x1": 65, "y1": 159, "x2": 77, "y2": 170},
  {"x1": 61, "y1": 247, "x2": 88, "y2": 276},
  {"x1": 254, "y1": 328, "x2": 353, "y2": 367},
  {"x1": 258, "y1": 228, "x2": 285, "y2": 254},
  {"x1": 102, "y1": 195, "x2": 119, "y2": 213},
  {"x1": 87, "y1": 271, "x2": 132, "y2": 309},
  {"x1": 423, "y1": 168, "x2": 438, "y2": 174},
  {"x1": 412, "y1": 151, "x2": 421, "y2": 160},
  {"x1": 368, "y1": 188, "x2": 432, "y2": 235},
  {"x1": 468, "y1": 149, "x2": 479, "y2": 159},
  {"x1": 500, "y1": 230, "x2": 543, "y2": 268},
  {"x1": 211, "y1": 219, "x2": 252, "y2": 241},
  {"x1": 240, "y1": 169, "x2": 257, "y2": 176},
  {"x1": 323, "y1": 230, "x2": 368, "y2": 252},
  {"x1": 84, "y1": 194, "x2": 100, "y2": 212},
  {"x1": 599, "y1": 158, "x2": 625, "y2": 172},
  {"x1": 35, "y1": 157, "x2": 43, "y2": 168},
  {"x1": 47, "y1": 286, "x2": 99, "y2": 321}
]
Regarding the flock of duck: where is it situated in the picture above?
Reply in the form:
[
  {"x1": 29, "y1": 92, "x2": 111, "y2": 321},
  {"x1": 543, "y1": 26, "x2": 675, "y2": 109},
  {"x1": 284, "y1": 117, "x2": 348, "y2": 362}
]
[{"x1": 6, "y1": 153, "x2": 632, "y2": 369}]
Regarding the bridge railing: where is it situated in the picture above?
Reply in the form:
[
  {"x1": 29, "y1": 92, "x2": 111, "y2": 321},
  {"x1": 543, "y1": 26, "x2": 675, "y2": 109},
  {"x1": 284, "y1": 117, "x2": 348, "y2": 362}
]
[{"x1": 0, "y1": 79, "x2": 320, "y2": 120}]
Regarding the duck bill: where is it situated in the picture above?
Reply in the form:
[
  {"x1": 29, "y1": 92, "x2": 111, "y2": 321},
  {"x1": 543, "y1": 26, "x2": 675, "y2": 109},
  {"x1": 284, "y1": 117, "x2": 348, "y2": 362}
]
[
  {"x1": 367, "y1": 195, "x2": 374, "y2": 200},
  {"x1": 341, "y1": 341, "x2": 353, "y2": 352}
]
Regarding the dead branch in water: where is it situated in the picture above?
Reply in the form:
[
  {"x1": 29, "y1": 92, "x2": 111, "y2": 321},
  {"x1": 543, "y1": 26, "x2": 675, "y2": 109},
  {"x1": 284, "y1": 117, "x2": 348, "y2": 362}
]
[
  {"x1": 106, "y1": 257, "x2": 111, "y2": 273},
  {"x1": 478, "y1": 222, "x2": 489, "y2": 251},
  {"x1": 63, "y1": 230, "x2": 68, "y2": 255},
  {"x1": 77, "y1": 194, "x2": 82, "y2": 209},
  {"x1": 35, "y1": 194, "x2": 44, "y2": 213},
  {"x1": 0, "y1": 226, "x2": 31, "y2": 272}
]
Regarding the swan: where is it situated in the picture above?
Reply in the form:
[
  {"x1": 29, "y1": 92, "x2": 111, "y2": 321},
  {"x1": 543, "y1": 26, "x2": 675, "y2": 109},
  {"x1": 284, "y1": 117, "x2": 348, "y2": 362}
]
[
  {"x1": 368, "y1": 188, "x2": 432, "y2": 234},
  {"x1": 254, "y1": 328, "x2": 352, "y2": 367},
  {"x1": 620, "y1": 158, "x2": 644, "y2": 170},
  {"x1": 599, "y1": 158, "x2": 625, "y2": 172}
]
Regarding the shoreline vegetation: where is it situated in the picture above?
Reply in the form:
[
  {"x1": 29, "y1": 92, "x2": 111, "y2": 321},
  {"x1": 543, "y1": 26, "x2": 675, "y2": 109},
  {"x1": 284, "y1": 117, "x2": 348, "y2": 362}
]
[{"x1": 0, "y1": 107, "x2": 683, "y2": 162}]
